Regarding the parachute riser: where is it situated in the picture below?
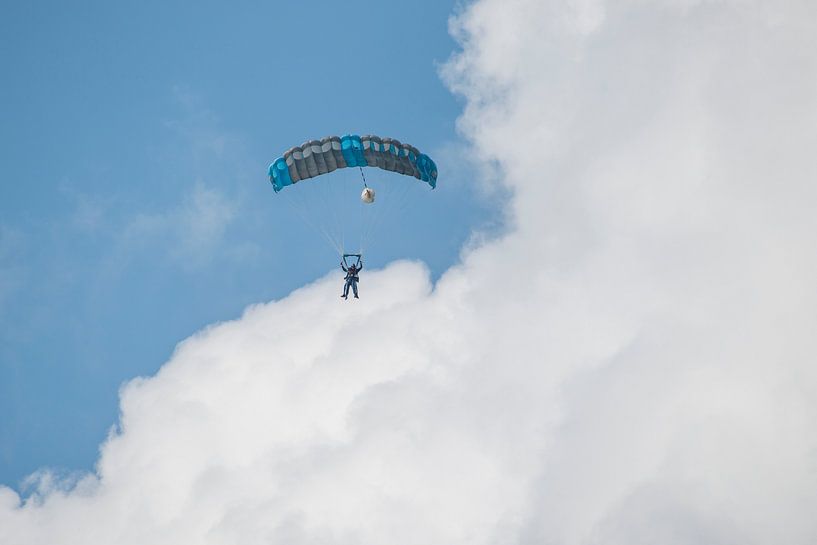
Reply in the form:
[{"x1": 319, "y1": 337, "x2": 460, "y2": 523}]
[{"x1": 342, "y1": 253, "x2": 362, "y2": 268}]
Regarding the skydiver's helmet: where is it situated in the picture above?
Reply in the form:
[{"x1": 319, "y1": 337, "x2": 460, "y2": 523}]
[{"x1": 361, "y1": 187, "x2": 375, "y2": 204}]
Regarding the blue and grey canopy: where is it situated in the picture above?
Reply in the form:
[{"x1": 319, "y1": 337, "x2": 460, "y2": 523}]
[{"x1": 268, "y1": 134, "x2": 438, "y2": 192}]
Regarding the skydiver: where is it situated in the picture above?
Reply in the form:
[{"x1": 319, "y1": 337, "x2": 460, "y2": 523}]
[{"x1": 341, "y1": 260, "x2": 362, "y2": 299}]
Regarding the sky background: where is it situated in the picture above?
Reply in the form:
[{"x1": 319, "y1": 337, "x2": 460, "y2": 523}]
[
  {"x1": 3, "y1": 1, "x2": 817, "y2": 544},
  {"x1": 0, "y1": 0, "x2": 493, "y2": 487}
]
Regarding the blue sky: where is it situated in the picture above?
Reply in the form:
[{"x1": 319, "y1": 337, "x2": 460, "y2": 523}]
[
  {"x1": 3, "y1": 1, "x2": 816, "y2": 542},
  {"x1": 0, "y1": 0, "x2": 491, "y2": 487}
]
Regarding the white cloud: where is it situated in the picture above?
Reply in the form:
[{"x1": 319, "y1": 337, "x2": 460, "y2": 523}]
[{"x1": 3, "y1": 1, "x2": 817, "y2": 544}]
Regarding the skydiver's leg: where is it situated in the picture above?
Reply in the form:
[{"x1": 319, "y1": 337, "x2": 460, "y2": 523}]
[
  {"x1": 342, "y1": 280, "x2": 349, "y2": 298},
  {"x1": 352, "y1": 281, "x2": 359, "y2": 298}
]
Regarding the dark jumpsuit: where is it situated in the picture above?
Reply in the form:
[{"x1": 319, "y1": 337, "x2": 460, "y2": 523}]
[{"x1": 341, "y1": 263, "x2": 362, "y2": 299}]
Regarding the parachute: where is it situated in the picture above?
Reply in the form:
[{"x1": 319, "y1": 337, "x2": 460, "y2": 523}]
[
  {"x1": 268, "y1": 134, "x2": 438, "y2": 192},
  {"x1": 266, "y1": 133, "x2": 438, "y2": 258}
]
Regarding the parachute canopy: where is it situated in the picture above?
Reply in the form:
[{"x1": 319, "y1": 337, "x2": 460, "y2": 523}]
[{"x1": 268, "y1": 134, "x2": 438, "y2": 192}]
